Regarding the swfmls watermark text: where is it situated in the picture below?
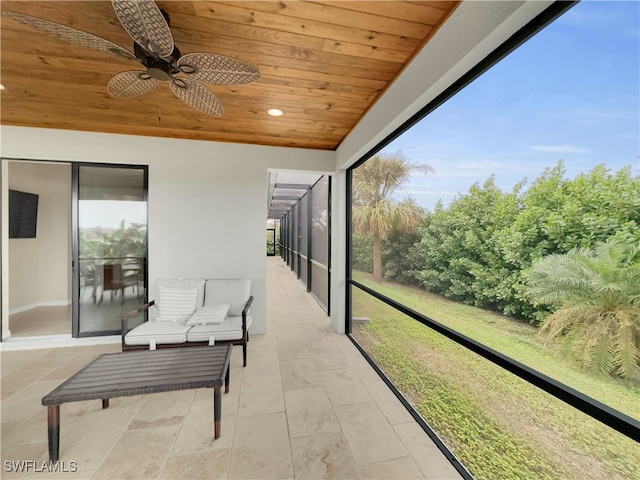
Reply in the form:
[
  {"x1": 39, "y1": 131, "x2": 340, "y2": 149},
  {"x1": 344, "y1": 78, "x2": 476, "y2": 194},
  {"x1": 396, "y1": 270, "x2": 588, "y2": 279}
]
[{"x1": 4, "y1": 460, "x2": 78, "y2": 473}]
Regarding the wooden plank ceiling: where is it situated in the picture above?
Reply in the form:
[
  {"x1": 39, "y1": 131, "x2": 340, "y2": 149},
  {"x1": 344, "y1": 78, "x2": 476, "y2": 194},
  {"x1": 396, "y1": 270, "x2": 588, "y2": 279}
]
[{"x1": 1, "y1": 1, "x2": 459, "y2": 150}]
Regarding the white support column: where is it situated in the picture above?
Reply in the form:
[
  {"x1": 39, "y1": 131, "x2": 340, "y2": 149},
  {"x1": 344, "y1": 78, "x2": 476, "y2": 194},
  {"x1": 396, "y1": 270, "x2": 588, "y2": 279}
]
[{"x1": 330, "y1": 169, "x2": 347, "y2": 334}]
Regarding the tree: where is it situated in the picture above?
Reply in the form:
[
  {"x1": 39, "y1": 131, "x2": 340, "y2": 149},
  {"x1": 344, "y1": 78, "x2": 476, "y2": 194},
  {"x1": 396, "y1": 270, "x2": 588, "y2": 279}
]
[
  {"x1": 416, "y1": 176, "x2": 522, "y2": 308},
  {"x1": 524, "y1": 238, "x2": 640, "y2": 379},
  {"x1": 498, "y1": 161, "x2": 640, "y2": 321},
  {"x1": 352, "y1": 151, "x2": 433, "y2": 282}
]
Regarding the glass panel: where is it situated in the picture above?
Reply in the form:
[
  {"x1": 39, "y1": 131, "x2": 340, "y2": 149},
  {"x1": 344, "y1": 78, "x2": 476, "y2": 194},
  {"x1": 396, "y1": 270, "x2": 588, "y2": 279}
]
[
  {"x1": 310, "y1": 176, "x2": 329, "y2": 311},
  {"x1": 349, "y1": 2, "x2": 640, "y2": 478},
  {"x1": 311, "y1": 176, "x2": 329, "y2": 266},
  {"x1": 292, "y1": 203, "x2": 298, "y2": 275},
  {"x1": 300, "y1": 194, "x2": 308, "y2": 256},
  {"x1": 78, "y1": 166, "x2": 147, "y2": 334},
  {"x1": 310, "y1": 263, "x2": 328, "y2": 311},
  {"x1": 300, "y1": 256, "x2": 308, "y2": 287},
  {"x1": 349, "y1": 0, "x2": 638, "y2": 440},
  {"x1": 300, "y1": 193, "x2": 309, "y2": 287},
  {"x1": 286, "y1": 213, "x2": 292, "y2": 266},
  {"x1": 351, "y1": 287, "x2": 640, "y2": 480}
]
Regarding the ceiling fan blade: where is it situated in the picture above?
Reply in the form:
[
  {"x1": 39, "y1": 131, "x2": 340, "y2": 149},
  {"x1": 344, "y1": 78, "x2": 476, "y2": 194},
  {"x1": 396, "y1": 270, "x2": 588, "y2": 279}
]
[
  {"x1": 108, "y1": 71, "x2": 159, "y2": 98},
  {"x1": 170, "y1": 77, "x2": 223, "y2": 117},
  {"x1": 112, "y1": 0, "x2": 173, "y2": 58},
  {"x1": 178, "y1": 53, "x2": 261, "y2": 85},
  {"x1": 3, "y1": 12, "x2": 136, "y2": 61}
]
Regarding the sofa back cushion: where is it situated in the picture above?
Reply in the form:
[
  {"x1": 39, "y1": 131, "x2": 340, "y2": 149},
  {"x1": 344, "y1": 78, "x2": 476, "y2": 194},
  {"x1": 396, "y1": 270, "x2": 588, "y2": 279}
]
[
  {"x1": 205, "y1": 278, "x2": 251, "y2": 316},
  {"x1": 154, "y1": 278, "x2": 205, "y2": 322}
]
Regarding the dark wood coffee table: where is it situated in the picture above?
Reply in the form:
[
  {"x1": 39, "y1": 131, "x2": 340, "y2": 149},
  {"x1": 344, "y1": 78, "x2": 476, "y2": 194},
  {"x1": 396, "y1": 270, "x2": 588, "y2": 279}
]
[{"x1": 41, "y1": 345, "x2": 232, "y2": 462}]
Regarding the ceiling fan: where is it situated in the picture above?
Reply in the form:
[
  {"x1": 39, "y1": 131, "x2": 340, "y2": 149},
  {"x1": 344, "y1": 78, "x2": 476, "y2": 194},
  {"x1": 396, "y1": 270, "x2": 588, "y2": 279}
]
[{"x1": 3, "y1": 0, "x2": 261, "y2": 117}]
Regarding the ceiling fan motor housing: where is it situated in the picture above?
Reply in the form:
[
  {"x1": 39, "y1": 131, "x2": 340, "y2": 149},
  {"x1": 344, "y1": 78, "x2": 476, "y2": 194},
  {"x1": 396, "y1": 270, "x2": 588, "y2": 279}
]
[{"x1": 134, "y1": 42, "x2": 182, "y2": 80}]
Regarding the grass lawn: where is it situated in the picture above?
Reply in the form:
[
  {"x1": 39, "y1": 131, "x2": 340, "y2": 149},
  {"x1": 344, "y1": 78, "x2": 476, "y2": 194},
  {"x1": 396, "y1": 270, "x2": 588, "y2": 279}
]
[{"x1": 351, "y1": 272, "x2": 640, "y2": 480}]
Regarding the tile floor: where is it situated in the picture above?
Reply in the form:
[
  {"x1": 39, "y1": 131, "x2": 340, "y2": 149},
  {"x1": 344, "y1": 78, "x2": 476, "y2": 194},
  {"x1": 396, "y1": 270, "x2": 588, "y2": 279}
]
[
  {"x1": 0, "y1": 258, "x2": 461, "y2": 479},
  {"x1": 8, "y1": 306, "x2": 71, "y2": 338}
]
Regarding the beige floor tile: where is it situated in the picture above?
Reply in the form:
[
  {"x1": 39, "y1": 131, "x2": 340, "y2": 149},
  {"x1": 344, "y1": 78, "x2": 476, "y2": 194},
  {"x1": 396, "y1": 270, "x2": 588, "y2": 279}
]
[
  {"x1": 241, "y1": 349, "x2": 280, "y2": 378},
  {"x1": 276, "y1": 339, "x2": 312, "y2": 362},
  {"x1": 92, "y1": 424, "x2": 178, "y2": 479},
  {"x1": 171, "y1": 390, "x2": 238, "y2": 456},
  {"x1": 310, "y1": 349, "x2": 349, "y2": 371},
  {"x1": 2, "y1": 381, "x2": 62, "y2": 424},
  {"x1": 128, "y1": 389, "x2": 194, "y2": 430},
  {"x1": 306, "y1": 331, "x2": 340, "y2": 353},
  {"x1": 23, "y1": 466, "x2": 96, "y2": 479},
  {"x1": 275, "y1": 325, "x2": 305, "y2": 343},
  {"x1": 290, "y1": 431, "x2": 359, "y2": 479},
  {"x1": 1, "y1": 410, "x2": 50, "y2": 449},
  {"x1": 228, "y1": 412, "x2": 293, "y2": 479},
  {"x1": 229, "y1": 347, "x2": 248, "y2": 373},
  {"x1": 1, "y1": 443, "x2": 48, "y2": 479},
  {"x1": 284, "y1": 387, "x2": 340, "y2": 438},
  {"x1": 345, "y1": 353, "x2": 386, "y2": 384},
  {"x1": 23, "y1": 462, "x2": 95, "y2": 480},
  {"x1": 246, "y1": 333, "x2": 278, "y2": 353},
  {"x1": 364, "y1": 380, "x2": 415, "y2": 425},
  {"x1": 330, "y1": 332, "x2": 359, "y2": 354},
  {"x1": 359, "y1": 456, "x2": 425, "y2": 479},
  {"x1": 237, "y1": 374, "x2": 284, "y2": 418},
  {"x1": 161, "y1": 449, "x2": 230, "y2": 479},
  {"x1": 393, "y1": 423, "x2": 462, "y2": 480},
  {"x1": 280, "y1": 357, "x2": 323, "y2": 392},
  {"x1": 333, "y1": 401, "x2": 409, "y2": 466},
  {"x1": 319, "y1": 368, "x2": 372, "y2": 406},
  {"x1": 57, "y1": 404, "x2": 141, "y2": 471},
  {"x1": 1, "y1": 420, "x2": 23, "y2": 443},
  {"x1": 3, "y1": 399, "x2": 101, "y2": 451}
]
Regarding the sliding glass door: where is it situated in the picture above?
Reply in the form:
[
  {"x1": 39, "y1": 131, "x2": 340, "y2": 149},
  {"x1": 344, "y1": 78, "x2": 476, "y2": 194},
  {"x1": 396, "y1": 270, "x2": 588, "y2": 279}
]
[{"x1": 72, "y1": 164, "x2": 148, "y2": 337}]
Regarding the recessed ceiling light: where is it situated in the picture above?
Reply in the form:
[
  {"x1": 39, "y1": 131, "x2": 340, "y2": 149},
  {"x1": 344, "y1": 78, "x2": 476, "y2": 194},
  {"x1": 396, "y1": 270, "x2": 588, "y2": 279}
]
[
  {"x1": 0, "y1": 84, "x2": 5, "y2": 90},
  {"x1": 267, "y1": 108, "x2": 284, "y2": 117}
]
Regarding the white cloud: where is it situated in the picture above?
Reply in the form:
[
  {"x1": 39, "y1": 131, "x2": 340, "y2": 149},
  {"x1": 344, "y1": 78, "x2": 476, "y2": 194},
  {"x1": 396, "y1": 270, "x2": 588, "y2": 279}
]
[{"x1": 529, "y1": 144, "x2": 590, "y2": 154}]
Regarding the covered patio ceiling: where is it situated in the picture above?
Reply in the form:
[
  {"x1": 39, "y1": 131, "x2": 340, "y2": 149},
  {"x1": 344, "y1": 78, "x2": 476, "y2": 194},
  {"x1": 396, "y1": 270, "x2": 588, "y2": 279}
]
[
  {"x1": 267, "y1": 172, "x2": 323, "y2": 220},
  {"x1": 0, "y1": 1, "x2": 459, "y2": 150}
]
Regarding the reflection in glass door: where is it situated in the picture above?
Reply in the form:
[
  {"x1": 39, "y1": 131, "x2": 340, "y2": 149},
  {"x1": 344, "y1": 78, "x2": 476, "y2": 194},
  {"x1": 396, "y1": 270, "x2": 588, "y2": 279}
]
[{"x1": 73, "y1": 164, "x2": 148, "y2": 336}]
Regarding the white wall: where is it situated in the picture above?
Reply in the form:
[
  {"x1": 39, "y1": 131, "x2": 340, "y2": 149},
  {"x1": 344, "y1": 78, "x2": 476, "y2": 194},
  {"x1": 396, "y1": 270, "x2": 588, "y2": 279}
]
[
  {"x1": 7, "y1": 161, "x2": 71, "y2": 312},
  {"x1": 1, "y1": 126, "x2": 336, "y2": 337}
]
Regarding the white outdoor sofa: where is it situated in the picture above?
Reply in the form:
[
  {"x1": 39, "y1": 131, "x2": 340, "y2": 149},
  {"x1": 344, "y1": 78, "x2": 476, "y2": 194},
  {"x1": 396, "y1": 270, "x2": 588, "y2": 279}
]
[{"x1": 121, "y1": 278, "x2": 253, "y2": 366}]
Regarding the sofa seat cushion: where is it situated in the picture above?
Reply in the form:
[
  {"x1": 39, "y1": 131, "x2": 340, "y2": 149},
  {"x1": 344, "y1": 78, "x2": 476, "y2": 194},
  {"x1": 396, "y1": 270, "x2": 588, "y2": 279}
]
[
  {"x1": 124, "y1": 320, "x2": 191, "y2": 345},
  {"x1": 205, "y1": 279, "x2": 251, "y2": 316},
  {"x1": 186, "y1": 314, "x2": 252, "y2": 342}
]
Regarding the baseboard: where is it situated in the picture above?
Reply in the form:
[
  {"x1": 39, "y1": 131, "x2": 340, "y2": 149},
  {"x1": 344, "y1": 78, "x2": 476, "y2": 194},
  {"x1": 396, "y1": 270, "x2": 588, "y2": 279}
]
[{"x1": 9, "y1": 300, "x2": 71, "y2": 316}]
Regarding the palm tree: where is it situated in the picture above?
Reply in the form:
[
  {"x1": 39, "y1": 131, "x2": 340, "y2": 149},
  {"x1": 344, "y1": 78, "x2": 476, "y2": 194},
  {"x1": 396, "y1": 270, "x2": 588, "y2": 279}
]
[
  {"x1": 352, "y1": 151, "x2": 433, "y2": 282},
  {"x1": 524, "y1": 238, "x2": 640, "y2": 379}
]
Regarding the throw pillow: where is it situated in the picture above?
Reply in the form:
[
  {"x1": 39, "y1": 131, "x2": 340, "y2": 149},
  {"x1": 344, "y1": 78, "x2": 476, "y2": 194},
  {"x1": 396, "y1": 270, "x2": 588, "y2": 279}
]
[
  {"x1": 157, "y1": 287, "x2": 198, "y2": 322},
  {"x1": 186, "y1": 304, "x2": 231, "y2": 325}
]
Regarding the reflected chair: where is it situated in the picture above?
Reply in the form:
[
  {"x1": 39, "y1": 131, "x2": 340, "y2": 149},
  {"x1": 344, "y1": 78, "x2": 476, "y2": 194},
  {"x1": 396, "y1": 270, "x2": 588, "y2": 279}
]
[
  {"x1": 98, "y1": 264, "x2": 139, "y2": 305},
  {"x1": 80, "y1": 263, "x2": 97, "y2": 302}
]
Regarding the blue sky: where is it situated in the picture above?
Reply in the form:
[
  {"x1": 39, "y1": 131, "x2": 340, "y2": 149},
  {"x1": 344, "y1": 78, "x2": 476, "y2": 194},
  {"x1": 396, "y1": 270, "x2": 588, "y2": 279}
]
[{"x1": 382, "y1": 1, "x2": 640, "y2": 211}]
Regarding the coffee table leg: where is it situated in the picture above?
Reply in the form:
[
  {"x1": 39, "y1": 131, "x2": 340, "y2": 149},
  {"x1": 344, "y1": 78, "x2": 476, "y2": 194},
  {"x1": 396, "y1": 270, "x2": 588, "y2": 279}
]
[
  {"x1": 102, "y1": 399, "x2": 110, "y2": 409},
  {"x1": 225, "y1": 365, "x2": 230, "y2": 394},
  {"x1": 214, "y1": 386, "x2": 221, "y2": 439},
  {"x1": 47, "y1": 405, "x2": 60, "y2": 462}
]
